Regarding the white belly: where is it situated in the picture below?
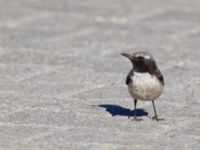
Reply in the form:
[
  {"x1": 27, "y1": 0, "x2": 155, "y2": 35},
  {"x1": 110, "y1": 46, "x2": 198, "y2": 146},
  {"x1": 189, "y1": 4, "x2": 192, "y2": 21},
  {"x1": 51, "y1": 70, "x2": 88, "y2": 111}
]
[{"x1": 128, "y1": 72, "x2": 164, "y2": 101}]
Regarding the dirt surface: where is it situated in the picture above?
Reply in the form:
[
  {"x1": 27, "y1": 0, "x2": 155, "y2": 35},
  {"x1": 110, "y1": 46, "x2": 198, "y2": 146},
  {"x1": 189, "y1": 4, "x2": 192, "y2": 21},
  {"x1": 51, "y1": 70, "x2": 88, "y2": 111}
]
[{"x1": 0, "y1": 0, "x2": 200, "y2": 149}]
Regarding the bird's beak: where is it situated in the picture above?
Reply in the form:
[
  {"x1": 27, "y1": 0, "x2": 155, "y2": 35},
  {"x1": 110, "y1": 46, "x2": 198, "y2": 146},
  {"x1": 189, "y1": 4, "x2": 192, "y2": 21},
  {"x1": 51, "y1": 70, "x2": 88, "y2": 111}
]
[{"x1": 121, "y1": 53, "x2": 133, "y2": 61}]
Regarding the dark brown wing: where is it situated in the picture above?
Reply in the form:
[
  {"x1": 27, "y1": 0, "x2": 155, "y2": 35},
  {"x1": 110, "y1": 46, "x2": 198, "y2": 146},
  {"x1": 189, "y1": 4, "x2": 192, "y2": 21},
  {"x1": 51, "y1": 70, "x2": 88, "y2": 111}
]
[
  {"x1": 154, "y1": 69, "x2": 164, "y2": 85},
  {"x1": 126, "y1": 70, "x2": 134, "y2": 85},
  {"x1": 147, "y1": 59, "x2": 164, "y2": 86}
]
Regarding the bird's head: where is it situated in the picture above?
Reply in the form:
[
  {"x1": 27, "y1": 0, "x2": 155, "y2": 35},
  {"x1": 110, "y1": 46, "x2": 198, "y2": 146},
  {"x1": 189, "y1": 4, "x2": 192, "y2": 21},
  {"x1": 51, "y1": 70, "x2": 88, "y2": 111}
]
[{"x1": 121, "y1": 52, "x2": 157, "y2": 73}]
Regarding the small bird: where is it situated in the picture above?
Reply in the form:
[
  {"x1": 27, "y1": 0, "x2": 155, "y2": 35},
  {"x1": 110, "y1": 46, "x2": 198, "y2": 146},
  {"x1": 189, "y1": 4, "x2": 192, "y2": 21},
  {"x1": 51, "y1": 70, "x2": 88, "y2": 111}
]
[{"x1": 121, "y1": 52, "x2": 164, "y2": 121}]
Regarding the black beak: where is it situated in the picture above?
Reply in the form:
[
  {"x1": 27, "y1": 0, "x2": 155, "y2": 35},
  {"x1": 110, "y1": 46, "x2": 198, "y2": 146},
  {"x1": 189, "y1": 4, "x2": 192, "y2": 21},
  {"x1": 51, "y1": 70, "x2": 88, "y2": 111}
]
[{"x1": 121, "y1": 53, "x2": 133, "y2": 61}]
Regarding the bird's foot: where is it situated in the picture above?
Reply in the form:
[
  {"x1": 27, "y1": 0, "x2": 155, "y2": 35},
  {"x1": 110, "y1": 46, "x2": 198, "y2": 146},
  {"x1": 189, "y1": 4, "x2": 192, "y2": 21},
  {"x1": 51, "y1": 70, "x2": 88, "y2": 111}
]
[
  {"x1": 152, "y1": 116, "x2": 164, "y2": 121},
  {"x1": 131, "y1": 116, "x2": 143, "y2": 121}
]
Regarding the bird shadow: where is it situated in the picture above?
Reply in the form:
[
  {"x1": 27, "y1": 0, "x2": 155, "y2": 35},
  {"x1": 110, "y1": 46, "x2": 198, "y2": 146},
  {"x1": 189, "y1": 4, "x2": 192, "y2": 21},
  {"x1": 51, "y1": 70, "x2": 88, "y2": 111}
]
[{"x1": 97, "y1": 104, "x2": 148, "y2": 117}]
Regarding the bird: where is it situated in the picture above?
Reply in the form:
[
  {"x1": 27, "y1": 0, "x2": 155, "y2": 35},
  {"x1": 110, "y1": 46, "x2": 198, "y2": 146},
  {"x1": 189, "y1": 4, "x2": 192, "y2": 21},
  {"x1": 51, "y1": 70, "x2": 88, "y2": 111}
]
[{"x1": 121, "y1": 52, "x2": 164, "y2": 121}]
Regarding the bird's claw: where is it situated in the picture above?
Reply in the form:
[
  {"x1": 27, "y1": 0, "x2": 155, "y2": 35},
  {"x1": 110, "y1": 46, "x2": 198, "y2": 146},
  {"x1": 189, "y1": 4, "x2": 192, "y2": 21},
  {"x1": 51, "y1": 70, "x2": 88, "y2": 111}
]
[
  {"x1": 131, "y1": 116, "x2": 143, "y2": 121},
  {"x1": 152, "y1": 116, "x2": 164, "y2": 121}
]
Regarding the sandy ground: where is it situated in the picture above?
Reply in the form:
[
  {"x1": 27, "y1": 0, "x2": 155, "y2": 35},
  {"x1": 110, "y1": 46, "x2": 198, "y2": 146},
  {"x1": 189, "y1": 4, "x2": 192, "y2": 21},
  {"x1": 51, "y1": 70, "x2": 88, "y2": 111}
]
[{"x1": 0, "y1": 0, "x2": 200, "y2": 149}]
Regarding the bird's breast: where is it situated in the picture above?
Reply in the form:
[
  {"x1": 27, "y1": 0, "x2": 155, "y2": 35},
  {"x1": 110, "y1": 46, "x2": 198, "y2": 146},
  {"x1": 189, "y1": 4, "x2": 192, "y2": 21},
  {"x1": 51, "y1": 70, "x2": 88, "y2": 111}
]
[{"x1": 128, "y1": 72, "x2": 164, "y2": 101}]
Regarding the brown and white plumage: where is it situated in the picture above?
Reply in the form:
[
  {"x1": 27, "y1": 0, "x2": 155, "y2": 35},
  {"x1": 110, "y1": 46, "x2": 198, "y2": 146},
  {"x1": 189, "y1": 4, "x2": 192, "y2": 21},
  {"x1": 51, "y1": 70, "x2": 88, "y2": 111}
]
[{"x1": 121, "y1": 52, "x2": 164, "y2": 121}]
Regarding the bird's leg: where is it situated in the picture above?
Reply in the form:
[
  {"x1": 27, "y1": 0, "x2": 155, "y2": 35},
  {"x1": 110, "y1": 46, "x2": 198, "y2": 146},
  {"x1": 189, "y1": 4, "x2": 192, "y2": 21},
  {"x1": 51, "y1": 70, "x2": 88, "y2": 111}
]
[
  {"x1": 131, "y1": 99, "x2": 143, "y2": 121},
  {"x1": 152, "y1": 100, "x2": 163, "y2": 121}
]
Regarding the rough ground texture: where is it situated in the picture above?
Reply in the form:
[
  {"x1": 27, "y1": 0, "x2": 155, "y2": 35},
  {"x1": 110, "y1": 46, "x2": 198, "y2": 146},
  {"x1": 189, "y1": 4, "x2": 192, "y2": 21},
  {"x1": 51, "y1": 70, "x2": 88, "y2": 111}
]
[{"x1": 0, "y1": 0, "x2": 200, "y2": 150}]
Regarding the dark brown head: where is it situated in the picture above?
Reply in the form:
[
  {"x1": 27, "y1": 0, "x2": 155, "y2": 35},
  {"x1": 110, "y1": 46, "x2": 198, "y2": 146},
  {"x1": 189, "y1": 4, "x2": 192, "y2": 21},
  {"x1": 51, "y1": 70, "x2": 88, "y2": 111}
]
[{"x1": 121, "y1": 52, "x2": 164, "y2": 85}]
